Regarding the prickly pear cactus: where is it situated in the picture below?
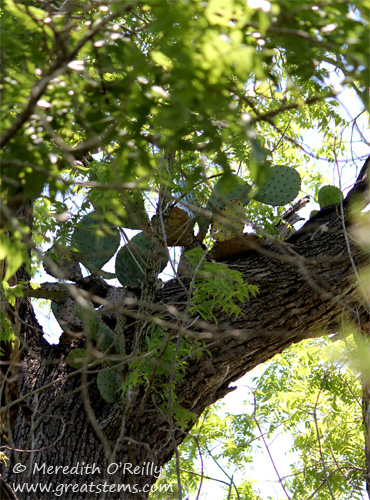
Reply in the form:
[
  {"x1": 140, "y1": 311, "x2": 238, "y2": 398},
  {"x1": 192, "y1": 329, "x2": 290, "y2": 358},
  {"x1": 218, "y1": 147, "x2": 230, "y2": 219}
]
[
  {"x1": 43, "y1": 244, "x2": 83, "y2": 282},
  {"x1": 212, "y1": 200, "x2": 246, "y2": 241},
  {"x1": 95, "y1": 322, "x2": 123, "y2": 355},
  {"x1": 152, "y1": 206, "x2": 194, "y2": 246},
  {"x1": 115, "y1": 232, "x2": 168, "y2": 287},
  {"x1": 197, "y1": 174, "x2": 251, "y2": 241},
  {"x1": 51, "y1": 298, "x2": 84, "y2": 336},
  {"x1": 97, "y1": 368, "x2": 122, "y2": 403},
  {"x1": 210, "y1": 174, "x2": 251, "y2": 209},
  {"x1": 117, "y1": 190, "x2": 149, "y2": 229},
  {"x1": 100, "y1": 287, "x2": 134, "y2": 320},
  {"x1": 252, "y1": 166, "x2": 301, "y2": 206},
  {"x1": 66, "y1": 348, "x2": 93, "y2": 369},
  {"x1": 66, "y1": 321, "x2": 125, "y2": 370},
  {"x1": 318, "y1": 185, "x2": 342, "y2": 208},
  {"x1": 71, "y1": 212, "x2": 120, "y2": 274}
]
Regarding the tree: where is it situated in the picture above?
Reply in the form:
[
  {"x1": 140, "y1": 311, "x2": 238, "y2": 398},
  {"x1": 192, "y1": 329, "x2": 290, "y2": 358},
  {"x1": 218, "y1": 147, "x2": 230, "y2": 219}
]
[{"x1": 0, "y1": 0, "x2": 369, "y2": 498}]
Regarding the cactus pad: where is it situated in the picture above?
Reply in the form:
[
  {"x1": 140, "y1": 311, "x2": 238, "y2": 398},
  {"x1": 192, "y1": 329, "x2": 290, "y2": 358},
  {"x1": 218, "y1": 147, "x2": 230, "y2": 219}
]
[
  {"x1": 66, "y1": 348, "x2": 93, "y2": 369},
  {"x1": 197, "y1": 174, "x2": 251, "y2": 241},
  {"x1": 152, "y1": 206, "x2": 194, "y2": 246},
  {"x1": 252, "y1": 166, "x2": 301, "y2": 206},
  {"x1": 97, "y1": 322, "x2": 119, "y2": 353},
  {"x1": 212, "y1": 200, "x2": 245, "y2": 241},
  {"x1": 51, "y1": 298, "x2": 84, "y2": 335},
  {"x1": 43, "y1": 244, "x2": 83, "y2": 281},
  {"x1": 71, "y1": 212, "x2": 120, "y2": 274},
  {"x1": 118, "y1": 190, "x2": 149, "y2": 229},
  {"x1": 115, "y1": 232, "x2": 168, "y2": 287},
  {"x1": 318, "y1": 185, "x2": 342, "y2": 208},
  {"x1": 97, "y1": 368, "x2": 122, "y2": 403},
  {"x1": 208, "y1": 174, "x2": 251, "y2": 210}
]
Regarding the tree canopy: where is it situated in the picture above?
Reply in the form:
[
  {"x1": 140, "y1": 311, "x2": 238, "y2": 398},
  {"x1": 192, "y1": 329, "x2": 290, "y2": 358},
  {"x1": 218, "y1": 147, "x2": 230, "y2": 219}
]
[{"x1": 0, "y1": 1, "x2": 370, "y2": 499}]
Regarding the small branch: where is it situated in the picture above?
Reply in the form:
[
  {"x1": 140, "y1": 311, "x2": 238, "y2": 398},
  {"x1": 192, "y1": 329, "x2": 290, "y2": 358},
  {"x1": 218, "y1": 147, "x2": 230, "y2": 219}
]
[
  {"x1": 22, "y1": 282, "x2": 68, "y2": 302},
  {"x1": 249, "y1": 94, "x2": 335, "y2": 125},
  {"x1": 203, "y1": 443, "x2": 241, "y2": 500},
  {"x1": 179, "y1": 468, "x2": 232, "y2": 488},
  {"x1": 0, "y1": 4, "x2": 137, "y2": 149}
]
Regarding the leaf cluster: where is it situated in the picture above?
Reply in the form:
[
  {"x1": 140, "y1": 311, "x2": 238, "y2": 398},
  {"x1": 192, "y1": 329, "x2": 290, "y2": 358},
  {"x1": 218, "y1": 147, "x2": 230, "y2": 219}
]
[{"x1": 186, "y1": 248, "x2": 259, "y2": 322}]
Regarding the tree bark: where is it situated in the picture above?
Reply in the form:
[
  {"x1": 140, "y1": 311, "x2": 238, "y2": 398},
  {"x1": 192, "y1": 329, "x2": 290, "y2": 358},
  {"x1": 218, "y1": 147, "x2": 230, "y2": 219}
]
[{"x1": 1, "y1": 159, "x2": 369, "y2": 499}]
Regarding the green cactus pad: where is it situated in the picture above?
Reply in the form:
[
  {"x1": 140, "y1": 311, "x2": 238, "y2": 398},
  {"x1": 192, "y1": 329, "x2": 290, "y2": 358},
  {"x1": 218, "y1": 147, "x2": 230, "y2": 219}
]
[
  {"x1": 196, "y1": 210, "x2": 213, "y2": 242},
  {"x1": 115, "y1": 232, "x2": 168, "y2": 287},
  {"x1": 43, "y1": 244, "x2": 82, "y2": 281},
  {"x1": 66, "y1": 348, "x2": 93, "y2": 369},
  {"x1": 97, "y1": 368, "x2": 122, "y2": 403},
  {"x1": 208, "y1": 174, "x2": 251, "y2": 210},
  {"x1": 115, "y1": 332, "x2": 125, "y2": 356},
  {"x1": 75, "y1": 299, "x2": 99, "y2": 338},
  {"x1": 118, "y1": 190, "x2": 149, "y2": 229},
  {"x1": 318, "y1": 185, "x2": 342, "y2": 208},
  {"x1": 95, "y1": 323, "x2": 125, "y2": 366},
  {"x1": 197, "y1": 174, "x2": 251, "y2": 241},
  {"x1": 71, "y1": 212, "x2": 120, "y2": 274},
  {"x1": 97, "y1": 322, "x2": 118, "y2": 353},
  {"x1": 51, "y1": 300, "x2": 62, "y2": 324},
  {"x1": 252, "y1": 166, "x2": 301, "y2": 206}
]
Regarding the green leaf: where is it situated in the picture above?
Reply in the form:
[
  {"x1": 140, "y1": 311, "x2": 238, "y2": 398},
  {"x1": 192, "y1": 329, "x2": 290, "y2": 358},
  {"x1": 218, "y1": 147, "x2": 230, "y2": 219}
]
[
  {"x1": 0, "y1": 236, "x2": 26, "y2": 281},
  {"x1": 0, "y1": 311, "x2": 16, "y2": 344}
]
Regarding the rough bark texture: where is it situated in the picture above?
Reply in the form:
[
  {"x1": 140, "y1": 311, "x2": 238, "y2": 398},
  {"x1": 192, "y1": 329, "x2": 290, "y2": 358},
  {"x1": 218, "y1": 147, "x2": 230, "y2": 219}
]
[{"x1": 1, "y1": 159, "x2": 369, "y2": 499}]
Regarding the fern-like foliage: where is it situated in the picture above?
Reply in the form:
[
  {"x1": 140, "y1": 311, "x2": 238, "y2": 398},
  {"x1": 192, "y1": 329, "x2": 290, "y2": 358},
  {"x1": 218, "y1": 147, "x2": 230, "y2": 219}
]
[{"x1": 185, "y1": 248, "x2": 259, "y2": 323}]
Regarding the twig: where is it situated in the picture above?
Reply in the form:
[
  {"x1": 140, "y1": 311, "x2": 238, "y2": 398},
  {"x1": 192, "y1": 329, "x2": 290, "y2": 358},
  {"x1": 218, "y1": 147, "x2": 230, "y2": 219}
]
[{"x1": 0, "y1": 4, "x2": 137, "y2": 149}]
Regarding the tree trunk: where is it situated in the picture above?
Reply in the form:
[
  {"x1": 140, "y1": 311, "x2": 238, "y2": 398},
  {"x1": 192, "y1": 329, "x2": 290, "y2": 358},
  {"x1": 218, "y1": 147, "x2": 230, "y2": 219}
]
[{"x1": 1, "y1": 160, "x2": 369, "y2": 499}]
